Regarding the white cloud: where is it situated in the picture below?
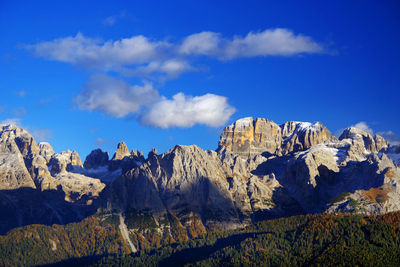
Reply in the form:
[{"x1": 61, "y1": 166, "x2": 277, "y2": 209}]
[
  {"x1": 27, "y1": 29, "x2": 324, "y2": 78},
  {"x1": 353, "y1": 121, "x2": 374, "y2": 135},
  {"x1": 139, "y1": 93, "x2": 236, "y2": 128},
  {"x1": 377, "y1": 131, "x2": 400, "y2": 145},
  {"x1": 179, "y1": 28, "x2": 324, "y2": 59},
  {"x1": 224, "y1": 29, "x2": 323, "y2": 59},
  {"x1": 179, "y1": 32, "x2": 222, "y2": 56},
  {"x1": 125, "y1": 59, "x2": 194, "y2": 78},
  {"x1": 74, "y1": 74, "x2": 159, "y2": 118},
  {"x1": 0, "y1": 118, "x2": 22, "y2": 126},
  {"x1": 75, "y1": 74, "x2": 236, "y2": 128},
  {"x1": 27, "y1": 33, "x2": 167, "y2": 71}
]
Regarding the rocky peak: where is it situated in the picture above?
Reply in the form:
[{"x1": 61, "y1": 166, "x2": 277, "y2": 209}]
[
  {"x1": 218, "y1": 117, "x2": 282, "y2": 157},
  {"x1": 111, "y1": 141, "x2": 130, "y2": 161},
  {"x1": 148, "y1": 148, "x2": 158, "y2": 158},
  {"x1": 84, "y1": 149, "x2": 109, "y2": 169},
  {"x1": 0, "y1": 124, "x2": 39, "y2": 156},
  {"x1": 38, "y1": 142, "x2": 55, "y2": 163},
  {"x1": 281, "y1": 121, "x2": 332, "y2": 155},
  {"x1": 339, "y1": 127, "x2": 388, "y2": 153},
  {"x1": 218, "y1": 117, "x2": 332, "y2": 157},
  {"x1": 49, "y1": 150, "x2": 83, "y2": 174}
]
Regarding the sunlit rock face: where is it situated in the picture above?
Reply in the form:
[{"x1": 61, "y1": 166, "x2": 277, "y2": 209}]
[
  {"x1": 218, "y1": 117, "x2": 332, "y2": 157},
  {"x1": 108, "y1": 117, "x2": 400, "y2": 233}
]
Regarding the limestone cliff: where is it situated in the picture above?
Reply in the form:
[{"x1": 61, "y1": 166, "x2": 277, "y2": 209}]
[{"x1": 0, "y1": 124, "x2": 105, "y2": 234}]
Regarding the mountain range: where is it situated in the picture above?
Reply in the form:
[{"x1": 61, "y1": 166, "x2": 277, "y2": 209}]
[{"x1": 1, "y1": 117, "x2": 400, "y2": 237}]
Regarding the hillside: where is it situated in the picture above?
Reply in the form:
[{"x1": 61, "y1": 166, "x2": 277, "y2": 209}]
[{"x1": 1, "y1": 212, "x2": 400, "y2": 266}]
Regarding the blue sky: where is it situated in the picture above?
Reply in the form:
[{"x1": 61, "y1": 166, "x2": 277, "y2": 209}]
[{"x1": 1, "y1": 0, "x2": 399, "y2": 158}]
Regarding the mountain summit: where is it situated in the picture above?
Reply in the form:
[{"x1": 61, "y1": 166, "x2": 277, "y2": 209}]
[{"x1": 0, "y1": 118, "x2": 399, "y2": 235}]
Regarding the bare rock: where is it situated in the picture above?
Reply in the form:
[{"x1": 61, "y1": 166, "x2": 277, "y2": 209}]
[
  {"x1": 84, "y1": 149, "x2": 109, "y2": 169},
  {"x1": 111, "y1": 142, "x2": 130, "y2": 161},
  {"x1": 38, "y1": 142, "x2": 55, "y2": 163},
  {"x1": 218, "y1": 117, "x2": 282, "y2": 157},
  {"x1": 281, "y1": 121, "x2": 332, "y2": 154}
]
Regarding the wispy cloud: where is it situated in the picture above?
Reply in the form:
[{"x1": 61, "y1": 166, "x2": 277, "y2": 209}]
[
  {"x1": 16, "y1": 90, "x2": 26, "y2": 97},
  {"x1": 102, "y1": 12, "x2": 126, "y2": 26},
  {"x1": 12, "y1": 106, "x2": 27, "y2": 116},
  {"x1": 353, "y1": 121, "x2": 373, "y2": 135},
  {"x1": 32, "y1": 128, "x2": 52, "y2": 142},
  {"x1": 377, "y1": 131, "x2": 400, "y2": 145},
  {"x1": 95, "y1": 137, "x2": 106, "y2": 146},
  {"x1": 38, "y1": 98, "x2": 52, "y2": 106},
  {"x1": 0, "y1": 118, "x2": 22, "y2": 126}
]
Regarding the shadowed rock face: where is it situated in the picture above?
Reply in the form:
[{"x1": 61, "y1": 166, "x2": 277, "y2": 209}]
[
  {"x1": 84, "y1": 149, "x2": 109, "y2": 169},
  {"x1": 0, "y1": 124, "x2": 105, "y2": 234}
]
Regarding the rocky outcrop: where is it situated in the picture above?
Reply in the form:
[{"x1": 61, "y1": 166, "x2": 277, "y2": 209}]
[
  {"x1": 112, "y1": 142, "x2": 130, "y2": 161},
  {"x1": 109, "y1": 142, "x2": 145, "y2": 173},
  {"x1": 387, "y1": 144, "x2": 400, "y2": 166},
  {"x1": 218, "y1": 117, "x2": 282, "y2": 157},
  {"x1": 0, "y1": 125, "x2": 38, "y2": 190},
  {"x1": 218, "y1": 117, "x2": 332, "y2": 157},
  {"x1": 0, "y1": 124, "x2": 105, "y2": 234},
  {"x1": 281, "y1": 121, "x2": 332, "y2": 154},
  {"x1": 49, "y1": 150, "x2": 83, "y2": 174},
  {"x1": 339, "y1": 127, "x2": 388, "y2": 153},
  {"x1": 84, "y1": 149, "x2": 109, "y2": 169},
  {"x1": 38, "y1": 142, "x2": 55, "y2": 163}
]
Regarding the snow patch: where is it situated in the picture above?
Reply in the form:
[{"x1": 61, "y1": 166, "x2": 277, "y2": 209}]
[
  {"x1": 296, "y1": 121, "x2": 321, "y2": 132},
  {"x1": 234, "y1": 117, "x2": 253, "y2": 128}
]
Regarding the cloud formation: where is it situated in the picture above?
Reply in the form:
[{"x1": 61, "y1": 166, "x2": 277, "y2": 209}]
[
  {"x1": 140, "y1": 93, "x2": 236, "y2": 128},
  {"x1": 353, "y1": 121, "x2": 373, "y2": 135},
  {"x1": 75, "y1": 74, "x2": 235, "y2": 128},
  {"x1": 180, "y1": 29, "x2": 323, "y2": 59},
  {"x1": 75, "y1": 74, "x2": 159, "y2": 117},
  {"x1": 27, "y1": 29, "x2": 324, "y2": 78},
  {"x1": 27, "y1": 28, "x2": 323, "y2": 129},
  {"x1": 0, "y1": 118, "x2": 22, "y2": 126},
  {"x1": 27, "y1": 33, "x2": 166, "y2": 71}
]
